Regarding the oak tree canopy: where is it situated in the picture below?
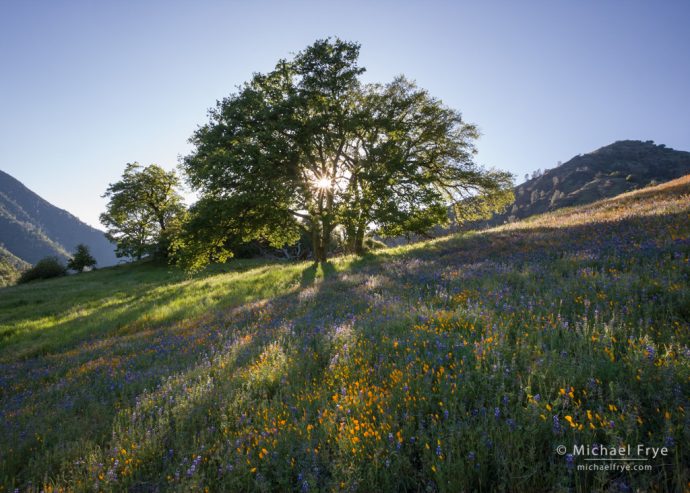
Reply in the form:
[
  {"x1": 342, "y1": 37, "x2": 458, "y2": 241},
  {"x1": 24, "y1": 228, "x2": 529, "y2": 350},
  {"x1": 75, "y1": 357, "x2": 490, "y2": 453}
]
[{"x1": 180, "y1": 38, "x2": 513, "y2": 267}]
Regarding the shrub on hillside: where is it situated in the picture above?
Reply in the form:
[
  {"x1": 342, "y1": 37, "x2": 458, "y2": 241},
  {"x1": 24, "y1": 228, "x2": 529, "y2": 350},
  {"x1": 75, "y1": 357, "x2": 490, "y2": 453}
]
[
  {"x1": 17, "y1": 256, "x2": 67, "y2": 284},
  {"x1": 364, "y1": 237, "x2": 387, "y2": 251},
  {"x1": 0, "y1": 261, "x2": 20, "y2": 287},
  {"x1": 67, "y1": 244, "x2": 97, "y2": 272}
]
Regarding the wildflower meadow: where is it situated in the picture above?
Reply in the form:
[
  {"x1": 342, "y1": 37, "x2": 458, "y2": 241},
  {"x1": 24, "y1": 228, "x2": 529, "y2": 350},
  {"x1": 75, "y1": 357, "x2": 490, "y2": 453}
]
[{"x1": 1, "y1": 177, "x2": 689, "y2": 492}]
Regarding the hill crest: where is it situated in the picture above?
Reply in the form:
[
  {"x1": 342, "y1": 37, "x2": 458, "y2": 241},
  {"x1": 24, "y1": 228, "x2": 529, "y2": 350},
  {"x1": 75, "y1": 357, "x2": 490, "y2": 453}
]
[{"x1": 496, "y1": 139, "x2": 690, "y2": 225}]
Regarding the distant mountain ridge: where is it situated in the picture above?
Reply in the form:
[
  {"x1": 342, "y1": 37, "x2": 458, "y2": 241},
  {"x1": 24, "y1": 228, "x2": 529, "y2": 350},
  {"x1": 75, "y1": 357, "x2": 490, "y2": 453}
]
[
  {"x1": 0, "y1": 170, "x2": 117, "y2": 273},
  {"x1": 487, "y1": 140, "x2": 690, "y2": 226}
]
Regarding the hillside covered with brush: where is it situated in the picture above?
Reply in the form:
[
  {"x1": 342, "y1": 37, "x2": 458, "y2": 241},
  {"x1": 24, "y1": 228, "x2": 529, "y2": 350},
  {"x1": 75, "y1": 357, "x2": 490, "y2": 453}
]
[
  {"x1": 1, "y1": 177, "x2": 689, "y2": 492},
  {"x1": 491, "y1": 140, "x2": 690, "y2": 225},
  {"x1": 0, "y1": 245, "x2": 28, "y2": 287}
]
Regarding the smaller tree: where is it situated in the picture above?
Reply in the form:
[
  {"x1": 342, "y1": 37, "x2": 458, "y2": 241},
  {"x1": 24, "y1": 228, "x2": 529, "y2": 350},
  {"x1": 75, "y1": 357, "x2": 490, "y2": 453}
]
[
  {"x1": 67, "y1": 244, "x2": 97, "y2": 272},
  {"x1": 100, "y1": 163, "x2": 185, "y2": 260}
]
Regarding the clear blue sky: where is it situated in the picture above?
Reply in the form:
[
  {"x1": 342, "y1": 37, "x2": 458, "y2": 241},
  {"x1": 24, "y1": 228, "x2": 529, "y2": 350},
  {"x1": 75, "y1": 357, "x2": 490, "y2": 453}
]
[{"x1": 1, "y1": 0, "x2": 689, "y2": 228}]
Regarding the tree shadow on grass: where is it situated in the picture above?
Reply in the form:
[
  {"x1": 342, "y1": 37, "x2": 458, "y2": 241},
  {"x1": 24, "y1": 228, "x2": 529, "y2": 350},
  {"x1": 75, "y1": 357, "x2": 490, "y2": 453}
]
[
  {"x1": 320, "y1": 260, "x2": 337, "y2": 279},
  {"x1": 1, "y1": 201, "x2": 689, "y2": 489},
  {"x1": 300, "y1": 263, "x2": 317, "y2": 287},
  {"x1": 300, "y1": 261, "x2": 338, "y2": 287},
  {"x1": 109, "y1": 208, "x2": 690, "y2": 491}
]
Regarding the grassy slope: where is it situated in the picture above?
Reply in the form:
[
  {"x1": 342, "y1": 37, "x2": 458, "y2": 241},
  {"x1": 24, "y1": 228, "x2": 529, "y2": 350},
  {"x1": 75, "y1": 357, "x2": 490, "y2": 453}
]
[{"x1": 1, "y1": 177, "x2": 689, "y2": 492}]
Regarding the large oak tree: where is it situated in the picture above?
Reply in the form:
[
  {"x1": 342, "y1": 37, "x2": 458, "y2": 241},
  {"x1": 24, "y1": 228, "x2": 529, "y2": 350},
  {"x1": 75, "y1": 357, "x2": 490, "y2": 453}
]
[{"x1": 180, "y1": 38, "x2": 513, "y2": 268}]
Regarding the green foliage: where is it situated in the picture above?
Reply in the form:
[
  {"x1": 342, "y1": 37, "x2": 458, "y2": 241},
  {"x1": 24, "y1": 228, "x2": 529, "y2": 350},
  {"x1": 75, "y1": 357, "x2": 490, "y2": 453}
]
[
  {"x1": 17, "y1": 256, "x2": 67, "y2": 284},
  {"x1": 66, "y1": 243, "x2": 97, "y2": 272},
  {"x1": 0, "y1": 246, "x2": 28, "y2": 287},
  {"x1": 100, "y1": 163, "x2": 185, "y2": 261},
  {"x1": 181, "y1": 38, "x2": 513, "y2": 267},
  {"x1": 0, "y1": 260, "x2": 19, "y2": 287},
  {"x1": 171, "y1": 195, "x2": 298, "y2": 272},
  {"x1": 349, "y1": 77, "x2": 513, "y2": 240},
  {"x1": 363, "y1": 236, "x2": 387, "y2": 251}
]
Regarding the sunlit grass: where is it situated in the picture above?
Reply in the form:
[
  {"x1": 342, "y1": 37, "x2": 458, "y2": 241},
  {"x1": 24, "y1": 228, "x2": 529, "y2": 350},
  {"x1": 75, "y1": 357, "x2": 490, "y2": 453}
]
[
  {"x1": 0, "y1": 260, "x2": 312, "y2": 361},
  {"x1": 1, "y1": 177, "x2": 689, "y2": 492}
]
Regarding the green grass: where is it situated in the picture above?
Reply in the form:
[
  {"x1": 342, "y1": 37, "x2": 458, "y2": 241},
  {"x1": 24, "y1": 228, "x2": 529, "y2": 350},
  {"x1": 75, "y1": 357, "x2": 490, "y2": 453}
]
[
  {"x1": 0, "y1": 259, "x2": 310, "y2": 361},
  {"x1": 1, "y1": 177, "x2": 689, "y2": 492}
]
